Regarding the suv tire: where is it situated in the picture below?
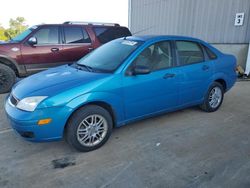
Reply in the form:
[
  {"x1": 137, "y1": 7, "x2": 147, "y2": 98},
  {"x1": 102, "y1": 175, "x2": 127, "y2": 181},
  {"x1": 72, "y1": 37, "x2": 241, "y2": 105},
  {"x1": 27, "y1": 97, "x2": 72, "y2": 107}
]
[
  {"x1": 65, "y1": 105, "x2": 113, "y2": 152},
  {"x1": 0, "y1": 64, "x2": 16, "y2": 94}
]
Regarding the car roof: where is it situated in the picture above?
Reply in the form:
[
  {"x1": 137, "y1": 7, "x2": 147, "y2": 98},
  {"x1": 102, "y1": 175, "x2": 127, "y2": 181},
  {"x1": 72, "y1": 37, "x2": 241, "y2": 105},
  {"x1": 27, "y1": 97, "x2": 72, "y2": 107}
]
[
  {"x1": 124, "y1": 35, "x2": 223, "y2": 56},
  {"x1": 126, "y1": 35, "x2": 204, "y2": 43}
]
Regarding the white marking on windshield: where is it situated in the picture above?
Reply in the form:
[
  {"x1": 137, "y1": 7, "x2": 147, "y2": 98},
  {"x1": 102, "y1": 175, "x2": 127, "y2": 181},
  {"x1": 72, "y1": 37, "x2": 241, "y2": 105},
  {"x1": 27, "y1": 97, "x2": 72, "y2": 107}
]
[
  {"x1": 121, "y1": 40, "x2": 138, "y2": 46},
  {"x1": 30, "y1": 25, "x2": 38, "y2": 30}
]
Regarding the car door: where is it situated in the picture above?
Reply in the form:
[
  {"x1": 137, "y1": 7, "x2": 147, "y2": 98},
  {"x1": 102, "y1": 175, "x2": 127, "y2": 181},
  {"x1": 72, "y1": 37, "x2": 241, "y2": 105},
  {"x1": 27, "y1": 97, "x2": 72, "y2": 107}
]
[
  {"x1": 175, "y1": 40, "x2": 214, "y2": 106},
  {"x1": 122, "y1": 40, "x2": 181, "y2": 121},
  {"x1": 21, "y1": 25, "x2": 64, "y2": 73},
  {"x1": 61, "y1": 25, "x2": 93, "y2": 63}
]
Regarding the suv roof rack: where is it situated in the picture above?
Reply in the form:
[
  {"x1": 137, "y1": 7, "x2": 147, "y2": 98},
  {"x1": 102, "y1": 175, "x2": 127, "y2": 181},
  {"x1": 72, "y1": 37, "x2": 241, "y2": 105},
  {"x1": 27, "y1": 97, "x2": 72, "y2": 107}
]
[{"x1": 63, "y1": 21, "x2": 120, "y2": 26}]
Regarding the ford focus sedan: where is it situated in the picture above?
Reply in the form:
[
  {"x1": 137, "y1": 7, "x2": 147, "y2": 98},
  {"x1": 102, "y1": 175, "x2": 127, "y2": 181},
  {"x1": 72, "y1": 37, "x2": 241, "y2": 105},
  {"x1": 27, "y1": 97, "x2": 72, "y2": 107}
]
[{"x1": 5, "y1": 36, "x2": 237, "y2": 152}]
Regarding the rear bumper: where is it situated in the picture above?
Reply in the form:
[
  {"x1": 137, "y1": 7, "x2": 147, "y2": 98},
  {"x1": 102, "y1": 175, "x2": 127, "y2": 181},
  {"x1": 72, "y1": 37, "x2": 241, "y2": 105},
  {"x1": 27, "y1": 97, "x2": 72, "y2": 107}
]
[
  {"x1": 226, "y1": 74, "x2": 237, "y2": 92},
  {"x1": 5, "y1": 99, "x2": 73, "y2": 142}
]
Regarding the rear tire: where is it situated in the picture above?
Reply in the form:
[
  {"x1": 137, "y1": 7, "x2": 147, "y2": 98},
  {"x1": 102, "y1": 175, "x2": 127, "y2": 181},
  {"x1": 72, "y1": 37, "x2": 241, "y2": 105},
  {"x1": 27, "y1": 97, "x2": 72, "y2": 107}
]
[
  {"x1": 0, "y1": 64, "x2": 16, "y2": 94},
  {"x1": 200, "y1": 82, "x2": 224, "y2": 112},
  {"x1": 65, "y1": 105, "x2": 113, "y2": 152}
]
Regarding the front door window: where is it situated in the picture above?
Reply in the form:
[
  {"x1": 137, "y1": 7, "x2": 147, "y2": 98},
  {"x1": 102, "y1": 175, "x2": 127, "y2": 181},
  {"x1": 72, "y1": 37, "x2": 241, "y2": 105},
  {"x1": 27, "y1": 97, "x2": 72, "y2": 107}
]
[
  {"x1": 33, "y1": 26, "x2": 59, "y2": 45},
  {"x1": 133, "y1": 41, "x2": 173, "y2": 71}
]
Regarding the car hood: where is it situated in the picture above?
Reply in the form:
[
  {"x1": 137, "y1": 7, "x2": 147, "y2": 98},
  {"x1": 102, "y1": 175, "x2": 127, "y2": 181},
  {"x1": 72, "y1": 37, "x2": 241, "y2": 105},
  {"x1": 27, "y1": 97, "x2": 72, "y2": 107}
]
[{"x1": 12, "y1": 65, "x2": 110, "y2": 99}]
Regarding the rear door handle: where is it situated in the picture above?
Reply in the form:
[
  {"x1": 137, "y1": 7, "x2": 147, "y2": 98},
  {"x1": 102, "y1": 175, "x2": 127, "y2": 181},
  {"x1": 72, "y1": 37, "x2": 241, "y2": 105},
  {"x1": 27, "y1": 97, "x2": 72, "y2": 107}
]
[
  {"x1": 88, "y1": 47, "x2": 94, "y2": 51},
  {"x1": 51, "y1": 48, "x2": 59, "y2": 52},
  {"x1": 163, "y1": 73, "x2": 175, "y2": 79},
  {"x1": 202, "y1": 65, "x2": 210, "y2": 71}
]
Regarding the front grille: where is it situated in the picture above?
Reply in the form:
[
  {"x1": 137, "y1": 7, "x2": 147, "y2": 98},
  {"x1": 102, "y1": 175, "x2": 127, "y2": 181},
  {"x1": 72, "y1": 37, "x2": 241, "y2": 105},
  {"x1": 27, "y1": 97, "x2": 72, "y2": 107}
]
[{"x1": 9, "y1": 94, "x2": 19, "y2": 106}]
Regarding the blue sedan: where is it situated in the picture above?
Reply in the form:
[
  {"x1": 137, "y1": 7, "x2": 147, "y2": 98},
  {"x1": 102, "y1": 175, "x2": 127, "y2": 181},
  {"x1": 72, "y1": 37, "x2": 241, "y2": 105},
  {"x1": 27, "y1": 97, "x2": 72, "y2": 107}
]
[{"x1": 5, "y1": 36, "x2": 237, "y2": 151}]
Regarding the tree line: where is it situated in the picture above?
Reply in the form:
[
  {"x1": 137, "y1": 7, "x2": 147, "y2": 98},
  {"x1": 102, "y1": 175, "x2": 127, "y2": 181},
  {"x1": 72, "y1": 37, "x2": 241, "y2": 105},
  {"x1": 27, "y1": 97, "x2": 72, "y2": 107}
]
[{"x1": 0, "y1": 17, "x2": 28, "y2": 41}]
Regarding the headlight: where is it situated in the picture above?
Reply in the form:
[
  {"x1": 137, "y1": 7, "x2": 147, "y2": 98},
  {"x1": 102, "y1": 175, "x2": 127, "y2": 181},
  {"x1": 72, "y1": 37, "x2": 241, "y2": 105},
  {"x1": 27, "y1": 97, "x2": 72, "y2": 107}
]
[{"x1": 16, "y1": 96, "x2": 48, "y2": 112}]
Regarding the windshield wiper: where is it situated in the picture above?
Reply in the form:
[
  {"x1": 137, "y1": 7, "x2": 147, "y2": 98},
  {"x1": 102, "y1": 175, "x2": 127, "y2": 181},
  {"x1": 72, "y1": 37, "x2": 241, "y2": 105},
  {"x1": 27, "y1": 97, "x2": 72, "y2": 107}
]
[
  {"x1": 76, "y1": 63, "x2": 93, "y2": 72},
  {"x1": 73, "y1": 63, "x2": 112, "y2": 73}
]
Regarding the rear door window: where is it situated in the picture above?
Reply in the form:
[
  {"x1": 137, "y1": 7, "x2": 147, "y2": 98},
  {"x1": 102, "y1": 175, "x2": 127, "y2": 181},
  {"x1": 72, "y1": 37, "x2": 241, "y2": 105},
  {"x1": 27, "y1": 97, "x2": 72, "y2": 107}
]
[
  {"x1": 64, "y1": 26, "x2": 91, "y2": 44},
  {"x1": 93, "y1": 27, "x2": 131, "y2": 44},
  {"x1": 176, "y1": 41, "x2": 204, "y2": 65}
]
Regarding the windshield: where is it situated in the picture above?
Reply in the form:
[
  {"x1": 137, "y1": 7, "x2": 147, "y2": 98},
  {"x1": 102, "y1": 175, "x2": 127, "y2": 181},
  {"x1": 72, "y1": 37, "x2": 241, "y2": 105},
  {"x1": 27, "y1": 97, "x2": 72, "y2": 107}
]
[
  {"x1": 10, "y1": 26, "x2": 37, "y2": 42},
  {"x1": 77, "y1": 39, "x2": 143, "y2": 72}
]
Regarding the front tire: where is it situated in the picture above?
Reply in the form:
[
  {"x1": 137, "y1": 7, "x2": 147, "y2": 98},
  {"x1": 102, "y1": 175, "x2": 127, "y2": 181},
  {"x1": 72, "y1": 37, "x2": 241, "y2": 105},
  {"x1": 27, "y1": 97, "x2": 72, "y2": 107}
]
[
  {"x1": 200, "y1": 82, "x2": 224, "y2": 112},
  {"x1": 0, "y1": 64, "x2": 16, "y2": 94},
  {"x1": 65, "y1": 105, "x2": 113, "y2": 152}
]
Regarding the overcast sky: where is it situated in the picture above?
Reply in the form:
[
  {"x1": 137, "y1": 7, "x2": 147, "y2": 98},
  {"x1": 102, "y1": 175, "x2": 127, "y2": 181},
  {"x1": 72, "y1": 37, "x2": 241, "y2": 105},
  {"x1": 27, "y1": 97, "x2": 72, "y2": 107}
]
[{"x1": 0, "y1": 0, "x2": 128, "y2": 28}]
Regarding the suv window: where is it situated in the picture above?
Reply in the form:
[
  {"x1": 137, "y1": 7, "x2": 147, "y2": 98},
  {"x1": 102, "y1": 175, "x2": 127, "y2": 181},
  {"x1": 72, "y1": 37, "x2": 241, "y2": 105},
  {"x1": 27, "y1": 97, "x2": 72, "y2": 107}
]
[
  {"x1": 93, "y1": 27, "x2": 131, "y2": 44},
  {"x1": 33, "y1": 26, "x2": 59, "y2": 44},
  {"x1": 64, "y1": 26, "x2": 90, "y2": 44},
  {"x1": 176, "y1": 41, "x2": 204, "y2": 65},
  {"x1": 133, "y1": 41, "x2": 173, "y2": 71}
]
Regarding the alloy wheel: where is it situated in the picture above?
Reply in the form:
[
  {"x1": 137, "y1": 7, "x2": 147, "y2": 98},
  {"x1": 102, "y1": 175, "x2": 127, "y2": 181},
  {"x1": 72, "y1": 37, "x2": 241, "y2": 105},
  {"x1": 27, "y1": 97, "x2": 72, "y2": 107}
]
[
  {"x1": 208, "y1": 86, "x2": 222, "y2": 109},
  {"x1": 77, "y1": 114, "x2": 108, "y2": 147}
]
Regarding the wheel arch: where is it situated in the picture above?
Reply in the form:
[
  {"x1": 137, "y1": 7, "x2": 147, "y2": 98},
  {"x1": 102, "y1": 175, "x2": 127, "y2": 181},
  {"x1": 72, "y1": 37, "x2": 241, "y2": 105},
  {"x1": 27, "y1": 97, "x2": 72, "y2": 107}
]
[
  {"x1": 211, "y1": 72, "x2": 229, "y2": 92},
  {"x1": 214, "y1": 78, "x2": 227, "y2": 91},
  {"x1": 0, "y1": 56, "x2": 19, "y2": 75},
  {"x1": 85, "y1": 101, "x2": 117, "y2": 126},
  {"x1": 63, "y1": 100, "x2": 118, "y2": 137}
]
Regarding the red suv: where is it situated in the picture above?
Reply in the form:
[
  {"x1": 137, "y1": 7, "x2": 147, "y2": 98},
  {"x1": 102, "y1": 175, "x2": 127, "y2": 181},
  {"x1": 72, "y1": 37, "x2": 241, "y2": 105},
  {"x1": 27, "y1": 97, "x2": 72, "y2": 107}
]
[{"x1": 0, "y1": 22, "x2": 131, "y2": 93}]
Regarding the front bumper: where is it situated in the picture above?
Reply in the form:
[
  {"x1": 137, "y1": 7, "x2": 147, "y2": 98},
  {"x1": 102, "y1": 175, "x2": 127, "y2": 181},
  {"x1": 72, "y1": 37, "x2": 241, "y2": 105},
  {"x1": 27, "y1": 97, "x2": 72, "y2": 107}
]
[{"x1": 5, "y1": 98, "x2": 74, "y2": 142}]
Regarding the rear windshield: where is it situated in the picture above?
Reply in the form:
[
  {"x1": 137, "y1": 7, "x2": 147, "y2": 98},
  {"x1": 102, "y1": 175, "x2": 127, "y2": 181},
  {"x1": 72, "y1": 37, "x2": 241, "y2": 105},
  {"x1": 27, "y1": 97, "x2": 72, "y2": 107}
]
[
  {"x1": 77, "y1": 39, "x2": 142, "y2": 72},
  {"x1": 93, "y1": 26, "x2": 131, "y2": 44}
]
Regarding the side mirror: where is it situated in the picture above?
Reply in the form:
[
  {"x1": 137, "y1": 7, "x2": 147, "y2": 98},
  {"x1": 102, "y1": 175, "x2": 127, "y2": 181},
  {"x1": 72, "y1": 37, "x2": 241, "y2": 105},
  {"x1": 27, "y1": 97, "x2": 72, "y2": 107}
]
[
  {"x1": 28, "y1": 37, "x2": 37, "y2": 46},
  {"x1": 133, "y1": 65, "x2": 151, "y2": 75}
]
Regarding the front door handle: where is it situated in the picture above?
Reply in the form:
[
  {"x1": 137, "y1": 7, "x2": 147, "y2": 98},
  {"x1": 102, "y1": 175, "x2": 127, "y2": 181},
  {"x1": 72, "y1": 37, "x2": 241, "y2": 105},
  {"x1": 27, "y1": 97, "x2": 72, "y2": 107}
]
[
  {"x1": 88, "y1": 47, "x2": 94, "y2": 51},
  {"x1": 51, "y1": 48, "x2": 59, "y2": 52},
  {"x1": 163, "y1": 73, "x2": 175, "y2": 79},
  {"x1": 202, "y1": 65, "x2": 210, "y2": 71}
]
